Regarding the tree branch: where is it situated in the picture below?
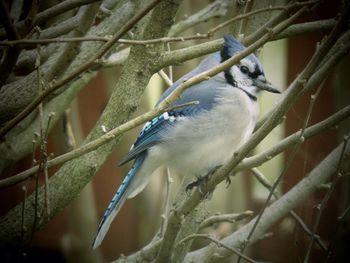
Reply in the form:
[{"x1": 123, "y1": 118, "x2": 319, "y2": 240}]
[
  {"x1": 168, "y1": 0, "x2": 232, "y2": 37},
  {"x1": 0, "y1": 0, "x2": 179, "y2": 244},
  {"x1": 185, "y1": 140, "x2": 350, "y2": 262},
  {"x1": 177, "y1": 234, "x2": 258, "y2": 263},
  {"x1": 0, "y1": 0, "x2": 102, "y2": 39},
  {"x1": 0, "y1": 0, "x2": 163, "y2": 138},
  {"x1": 199, "y1": 211, "x2": 254, "y2": 229},
  {"x1": 0, "y1": 1, "x2": 145, "y2": 173},
  {"x1": 160, "y1": 3, "x2": 324, "y2": 69},
  {"x1": 0, "y1": 0, "x2": 21, "y2": 87},
  {"x1": 238, "y1": 105, "x2": 350, "y2": 172},
  {"x1": 154, "y1": 4, "x2": 316, "y2": 262},
  {"x1": 2, "y1": 1, "x2": 342, "y2": 191},
  {"x1": 251, "y1": 168, "x2": 327, "y2": 252}
]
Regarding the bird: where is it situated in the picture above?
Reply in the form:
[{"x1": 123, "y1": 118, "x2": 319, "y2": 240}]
[{"x1": 92, "y1": 35, "x2": 280, "y2": 249}]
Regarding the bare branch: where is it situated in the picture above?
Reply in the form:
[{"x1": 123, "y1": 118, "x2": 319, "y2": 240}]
[
  {"x1": 237, "y1": 76, "x2": 326, "y2": 262},
  {"x1": 199, "y1": 211, "x2": 254, "y2": 229},
  {"x1": 185, "y1": 141, "x2": 350, "y2": 262},
  {"x1": 251, "y1": 168, "x2": 327, "y2": 251},
  {"x1": 155, "y1": 5, "x2": 316, "y2": 262},
  {"x1": 240, "y1": 105, "x2": 350, "y2": 171},
  {"x1": 0, "y1": 0, "x2": 180, "y2": 244},
  {"x1": 0, "y1": 0, "x2": 21, "y2": 86},
  {"x1": 160, "y1": 2, "x2": 322, "y2": 69},
  {"x1": 177, "y1": 234, "x2": 258, "y2": 263},
  {"x1": 0, "y1": 0, "x2": 102, "y2": 39},
  {"x1": 2, "y1": 81, "x2": 349, "y2": 191},
  {"x1": 33, "y1": 0, "x2": 102, "y2": 25},
  {"x1": 304, "y1": 136, "x2": 349, "y2": 262},
  {"x1": 168, "y1": 0, "x2": 232, "y2": 37},
  {"x1": 0, "y1": 0, "x2": 163, "y2": 138},
  {"x1": 271, "y1": 18, "x2": 336, "y2": 40}
]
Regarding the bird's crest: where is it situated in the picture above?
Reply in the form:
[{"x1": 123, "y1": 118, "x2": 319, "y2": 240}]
[{"x1": 220, "y1": 35, "x2": 245, "y2": 62}]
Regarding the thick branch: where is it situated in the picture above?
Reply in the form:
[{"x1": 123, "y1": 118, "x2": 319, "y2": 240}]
[
  {"x1": 185, "y1": 140, "x2": 350, "y2": 262},
  {"x1": 0, "y1": 0, "x2": 102, "y2": 39},
  {"x1": 0, "y1": 3, "x2": 101, "y2": 128},
  {"x1": 0, "y1": 71, "x2": 97, "y2": 174},
  {"x1": 0, "y1": 0, "x2": 180, "y2": 244},
  {"x1": 0, "y1": 0, "x2": 163, "y2": 138},
  {"x1": 154, "y1": 5, "x2": 315, "y2": 262},
  {"x1": 0, "y1": 1, "x2": 148, "y2": 174},
  {"x1": 237, "y1": 105, "x2": 350, "y2": 171},
  {"x1": 0, "y1": 0, "x2": 21, "y2": 87}
]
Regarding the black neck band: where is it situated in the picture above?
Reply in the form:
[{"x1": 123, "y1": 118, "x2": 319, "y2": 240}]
[{"x1": 224, "y1": 70, "x2": 257, "y2": 101}]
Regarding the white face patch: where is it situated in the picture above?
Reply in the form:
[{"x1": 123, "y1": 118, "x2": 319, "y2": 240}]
[
  {"x1": 240, "y1": 58, "x2": 255, "y2": 73},
  {"x1": 229, "y1": 65, "x2": 254, "y2": 87}
]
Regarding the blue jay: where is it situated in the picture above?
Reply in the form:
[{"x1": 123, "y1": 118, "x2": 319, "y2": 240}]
[{"x1": 92, "y1": 36, "x2": 280, "y2": 248}]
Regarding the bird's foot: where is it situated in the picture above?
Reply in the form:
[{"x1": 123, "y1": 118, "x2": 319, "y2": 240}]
[
  {"x1": 185, "y1": 165, "x2": 222, "y2": 196},
  {"x1": 186, "y1": 175, "x2": 208, "y2": 196}
]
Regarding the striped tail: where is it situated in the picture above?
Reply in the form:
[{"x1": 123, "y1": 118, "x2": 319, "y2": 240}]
[{"x1": 92, "y1": 154, "x2": 146, "y2": 249}]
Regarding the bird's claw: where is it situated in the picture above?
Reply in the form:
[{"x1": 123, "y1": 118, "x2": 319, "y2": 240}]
[
  {"x1": 185, "y1": 165, "x2": 222, "y2": 196},
  {"x1": 186, "y1": 175, "x2": 208, "y2": 196}
]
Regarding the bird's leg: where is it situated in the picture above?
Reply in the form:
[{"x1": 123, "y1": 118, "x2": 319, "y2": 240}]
[{"x1": 185, "y1": 165, "x2": 222, "y2": 195}]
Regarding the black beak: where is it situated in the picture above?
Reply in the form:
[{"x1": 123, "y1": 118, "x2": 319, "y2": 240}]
[{"x1": 253, "y1": 77, "x2": 281, "y2": 94}]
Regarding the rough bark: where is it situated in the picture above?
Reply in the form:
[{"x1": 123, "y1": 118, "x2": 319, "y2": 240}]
[{"x1": 0, "y1": 0, "x2": 181, "y2": 244}]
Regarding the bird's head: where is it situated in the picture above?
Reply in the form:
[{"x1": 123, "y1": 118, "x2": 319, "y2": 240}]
[{"x1": 220, "y1": 35, "x2": 280, "y2": 99}]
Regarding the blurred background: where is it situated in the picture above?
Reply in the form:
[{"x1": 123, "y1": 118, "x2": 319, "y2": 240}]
[{"x1": 1, "y1": 0, "x2": 349, "y2": 262}]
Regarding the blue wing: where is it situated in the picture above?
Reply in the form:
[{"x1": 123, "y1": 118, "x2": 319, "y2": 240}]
[
  {"x1": 118, "y1": 52, "x2": 224, "y2": 166},
  {"x1": 119, "y1": 110, "x2": 181, "y2": 165}
]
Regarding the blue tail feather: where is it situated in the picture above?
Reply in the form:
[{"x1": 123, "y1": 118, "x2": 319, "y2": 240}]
[{"x1": 92, "y1": 153, "x2": 146, "y2": 249}]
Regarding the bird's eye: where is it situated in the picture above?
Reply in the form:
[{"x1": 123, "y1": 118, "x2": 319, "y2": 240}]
[{"x1": 240, "y1": 66, "x2": 249, "y2": 74}]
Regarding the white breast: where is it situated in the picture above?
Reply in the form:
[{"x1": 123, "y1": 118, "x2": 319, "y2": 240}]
[{"x1": 148, "y1": 87, "x2": 259, "y2": 177}]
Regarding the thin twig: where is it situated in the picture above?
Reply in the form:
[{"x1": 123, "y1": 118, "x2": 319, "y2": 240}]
[
  {"x1": 251, "y1": 168, "x2": 327, "y2": 251},
  {"x1": 0, "y1": 36, "x2": 111, "y2": 46},
  {"x1": 325, "y1": 203, "x2": 350, "y2": 262},
  {"x1": 176, "y1": 234, "x2": 258, "y2": 263},
  {"x1": 0, "y1": 0, "x2": 163, "y2": 138},
  {"x1": 20, "y1": 185, "x2": 27, "y2": 245},
  {"x1": 0, "y1": 0, "x2": 102, "y2": 39},
  {"x1": 240, "y1": 105, "x2": 350, "y2": 171},
  {"x1": 0, "y1": 1, "x2": 322, "y2": 49},
  {"x1": 0, "y1": 100, "x2": 198, "y2": 188},
  {"x1": 1, "y1": 91, "x2": 349, "y2": 190},
  {"x1": 166, "y1": 42, "x2": 173, "y2": 82},
  {"x1": 207, "y1": 0, "x2": 318, "y2": 36},
  {"x1": 303, "y1": 136, "x2": 349, "y2": 263},
  {"x1": 0, "y1": 0, "x2": 20, "y2": 39},
  {"x1": 199, "y1": 211, "x2": 253, "y2": 229},
  {"x1": 0, "y1": 1, "x2": 324, "y2": 189},
  {"x1": 183, "y1": 141, "x2": 350, "y2": 262},
  {"x1": 33, "y1": 0, "x2": 101, "y2": 26},
  {"x1": 1, "y1": 4, "x2": 347, "y2": 191},
  {"x1": 0, "y1": 0, "x2": 21, "y2": 87},
  {"x1": 3, "y1": 3, "x2": 295, "y2": 188},
  {"x1": 156, "y1": 5, "x2": 315, "y2": 263},
  {"x1": 0, "y1": 17, "x2": 335, "y2": 48},
  {"x1": 158, "y1": 69, "x2": 173, "y2": 86},
  {"x1": 168, "y1": 0, "x2": 230, "y2": 37},
  {"x1": 160, "y1": 168, "x2": 173, "y2": 237},
  {"x1": 237, "y1": 77, "x2": 325, "y2": 263},
  {"x1": 167, "y1": 29, "x2": 350, "y2": 262}
]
